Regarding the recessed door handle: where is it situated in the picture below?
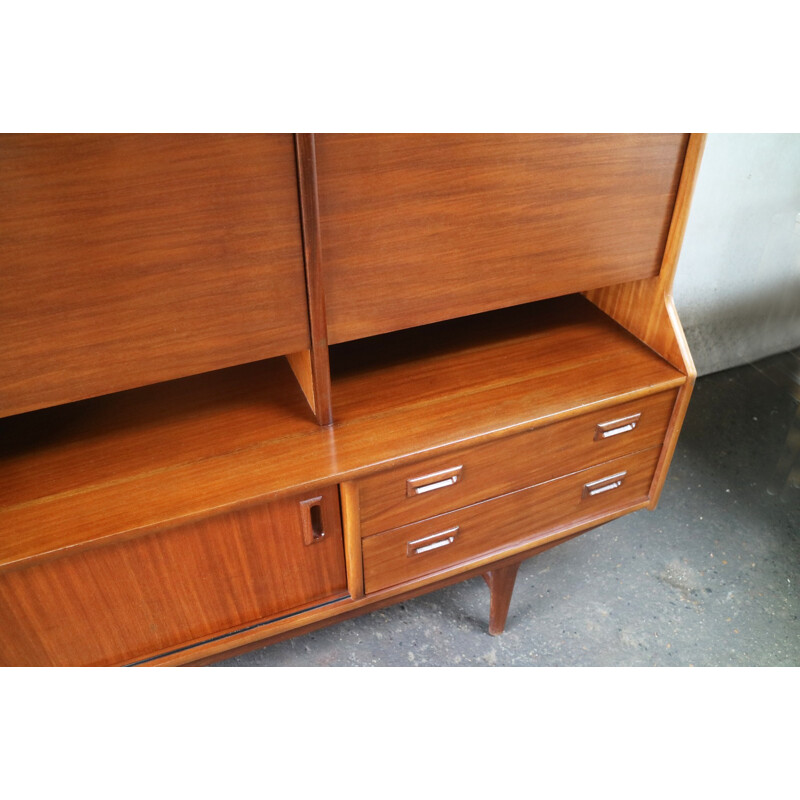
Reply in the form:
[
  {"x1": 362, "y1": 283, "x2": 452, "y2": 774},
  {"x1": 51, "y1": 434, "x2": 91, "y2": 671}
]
[
  {"x1": 583, "y1": 471, "x2": 627, "y2": 498},
  {"x1": 407, "y1": 527, "x2": 459, "y2": 556},
  {"x1": 406, "y1": 466, "x2": 463, "y2": 497},
  {"x1": 595, "y1": 413, "x2": 641, "y2": 440},
  {"x1": 299, "y1": 496, "x2": 326, "y2": 545}
]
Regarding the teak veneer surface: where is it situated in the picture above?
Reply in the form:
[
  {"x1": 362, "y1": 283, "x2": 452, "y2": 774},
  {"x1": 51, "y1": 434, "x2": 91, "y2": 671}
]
[
  {"x1": 0, "y1": 488, "x2": 347, "y2": 667},
  {"x1": 0, "y1": 134, "x2": 309, "y2": 418},
  {"x1": 162, "y1": 530, "x2": 597, "y2": 666},
  {"x1": 327, "y1": 296, "x2": 684, "y2": 428},
  {"x1": 0, "y1": 296, "x2": 683, "y2": 571},
  {"x1": 292, "y1": 133, "x2": 334, "y2": 425},
  {"x1": 361, "y1": 447, "x2": 662, "y2": 594},
  {"x1": 0, "y1": 358, "x2": 317, "y2": 511},
  {"x1": 0, "y1": 134, "x2": 701, "y2": 668},
  {"x1": 355, "y1": 389, "x2": 678, "y2": 537},
  {"x1": 315, "y1": 133, "x2": 689, "y2": 343}
]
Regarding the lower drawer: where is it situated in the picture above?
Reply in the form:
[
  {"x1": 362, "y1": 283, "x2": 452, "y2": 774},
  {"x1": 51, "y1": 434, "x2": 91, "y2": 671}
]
[{"x1": 362, "y1": 447, "x2": 661, "y2": 594}]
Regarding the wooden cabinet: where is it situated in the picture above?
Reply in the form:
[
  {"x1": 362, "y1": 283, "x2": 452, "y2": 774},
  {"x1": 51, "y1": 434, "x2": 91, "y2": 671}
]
[{"x1": 0, "y1": 134, "x2": 704, "y2": 666}]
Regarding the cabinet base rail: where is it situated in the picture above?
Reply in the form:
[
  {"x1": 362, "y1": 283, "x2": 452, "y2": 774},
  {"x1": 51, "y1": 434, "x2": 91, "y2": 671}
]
[{"x1": 162, "y1": 531, "x2": 589, "y2": 668}]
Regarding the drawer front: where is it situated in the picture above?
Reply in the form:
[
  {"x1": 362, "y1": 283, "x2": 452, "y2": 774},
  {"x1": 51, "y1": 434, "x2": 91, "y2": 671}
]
[
  {"x1": 362, "y1": 447, "x2": 661, "y2": 595},
  {"x1": 357, "y1": 390, "x2": 676, "y2": 537},
  {"x1": 0, "y1": 487, "x2": 347, "y2": 666}
]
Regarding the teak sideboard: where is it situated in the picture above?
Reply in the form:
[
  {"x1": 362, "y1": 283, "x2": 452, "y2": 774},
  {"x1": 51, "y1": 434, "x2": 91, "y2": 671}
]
[{"x1": 0, "y1": 133, "x2": 704, "y2": 666}]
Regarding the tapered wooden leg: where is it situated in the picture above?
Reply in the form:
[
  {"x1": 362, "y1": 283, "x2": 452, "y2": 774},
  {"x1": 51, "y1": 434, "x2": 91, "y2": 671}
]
[{"x1": 482, "y1": 562, "x2": 521, "y2": 635}]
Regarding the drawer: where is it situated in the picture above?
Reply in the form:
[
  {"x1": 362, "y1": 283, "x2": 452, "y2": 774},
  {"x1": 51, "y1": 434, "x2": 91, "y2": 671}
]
[
  {"x1": 356, "y1": 389, "x2": 676, "y2": 537},
  {"x1": 362, "y1": 447, "x2": 661, "y2": 595}
]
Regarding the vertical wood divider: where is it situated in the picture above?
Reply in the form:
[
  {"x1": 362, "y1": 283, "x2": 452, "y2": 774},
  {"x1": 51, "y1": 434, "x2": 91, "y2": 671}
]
[
  {"x1": 584, "y1": 133, "x2": 706, "y2": 507},
  {"x1": 289, "y1": 133, "x2": 334, "y2": 426},
  {"x1": 340, "y1": 482, "x2": 365, "y2": 600}
]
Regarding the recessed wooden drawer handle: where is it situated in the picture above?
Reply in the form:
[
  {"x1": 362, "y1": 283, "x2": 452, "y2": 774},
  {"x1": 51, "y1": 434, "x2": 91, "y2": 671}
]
[
  {"x1": 406, "y1": 466, "x2": 463, "y2": 497},
  {"x1": 594, "y1": 413, "x2": 641, "y2": 440},
  {"x1": 583, "y1": 471, "x2": 627, "y2": 498},
  {"x1": 407, "y1": 526, "x2": 460, "y2": 556},
  {"x1": 299, "y1": 496, "x2": 326, "y2": 545}
]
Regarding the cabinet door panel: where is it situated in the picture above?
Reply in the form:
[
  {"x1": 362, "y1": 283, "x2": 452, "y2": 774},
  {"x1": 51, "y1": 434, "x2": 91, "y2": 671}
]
[
  {"x1": 0, "y1": 134, "x2": 309, "y2": 417},
  {"x1": 316, "y1": 133, "x2": 689, "y2": 343},
  {"x1": 0, "y1": 488, "x2": 347, "y2": 666}
]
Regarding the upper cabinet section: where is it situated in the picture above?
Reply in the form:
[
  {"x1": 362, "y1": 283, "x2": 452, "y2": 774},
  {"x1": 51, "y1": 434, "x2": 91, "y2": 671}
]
[
  {"x1": 0, "y1": 134, "x2": 309, "y2": 417},
  {"x1": 315, "y1": 134, "x2": 690, "y2": 343}
]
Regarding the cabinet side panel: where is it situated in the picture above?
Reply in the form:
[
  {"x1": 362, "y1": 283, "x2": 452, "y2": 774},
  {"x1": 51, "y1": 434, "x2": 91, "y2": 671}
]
[
  {"x1": 0, "y1": 134, "x2": 310, "y2": 417},
  {"x1": 317, "y1": 133, "x2": 689, "y2": 343},
  {"x1": 584, "y1": 133, "x2": 706, "y2": 370},
  {"x1": 584, "y1": 134, "x2": 705, "y2": 505},
  {"x1": 0, "y1": 489, "x2": 347, "y2": 666}
]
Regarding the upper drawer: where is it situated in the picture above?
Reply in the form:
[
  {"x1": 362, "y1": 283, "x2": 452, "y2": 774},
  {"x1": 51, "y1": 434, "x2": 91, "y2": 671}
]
[
  {"x1": 316, "y1": 134, "x2": 689, "y2": 343},
  {"x1": 0, "y1": 134, "x2": 309, "y2": 417},
  {"x1": 355, "y1": 389, "x2": 677, "y2": 537}
]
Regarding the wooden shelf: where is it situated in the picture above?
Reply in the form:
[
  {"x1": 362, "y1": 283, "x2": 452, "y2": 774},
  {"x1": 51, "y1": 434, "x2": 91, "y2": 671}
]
[
  {"x1": 0, "y1": 296, "x2": 685, "y2": 568},
  {"x1": 0, "y1": 357, "x2": 324, "y2": 569},
  {"x1": 0, "y1": 294, "x2": 684, "y2": 573},
  {"x1": 329, "y1": 294, "x2": 685, "y2": 449}
]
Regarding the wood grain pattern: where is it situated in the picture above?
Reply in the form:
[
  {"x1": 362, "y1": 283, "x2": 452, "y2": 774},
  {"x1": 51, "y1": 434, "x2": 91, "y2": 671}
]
[
  {"x1": 0, "y1": 488, "x2": 347, "y2": 666},
  {"x1": 355, "y1": 389, "x2": 677, "y2": 536},
  {"x1": 292, "y1": 133, "x2": 333, "y2": 425},
  {"x1": 0, "y1": 296, "x2": 682, "y2": 572},
  {"x1": 0, "y1": 358, "x2": 316, "y2": 513},
  {"x1": 0, "y1": 133, "x2": 700, "y2": 667},
  {"x1": 0, "y1": 134, "x2": 309, "y2": 417},
  {"x1": 648, "y1": 377, "x2": 695, "y2": 508},
  {"x1": 361, "y1": 447, "x2": 662, "y2": 594},
  {"x1": 584, "y1": 133, "x2": 705, "y2": 505},
  {"x1": 286, "y1": 350, "x2": 317, "y2": 413},
  {"x1": 482, "y1": 562, "x2": 521, "y2": 635},
  {"x1": 315, "y1": 133, "x2": 689, "y2": 343},
  {"x1": 178, "y1": 533, "x2": 591, "y2": 667},
  {"x1": 583, "y1": 133, "x2": 706, "y2": 370},
  {"x1": 328, "y1": 297, "x2": 682, "y2": 425},
  {"x1": 340, "y1": 481, "x2": 365, "y2": 599}
]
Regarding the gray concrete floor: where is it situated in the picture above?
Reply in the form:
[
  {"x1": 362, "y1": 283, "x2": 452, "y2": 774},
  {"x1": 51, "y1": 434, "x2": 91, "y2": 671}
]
[{"x1": 214, "y1": 351, "x2": 800, "y2": 667}]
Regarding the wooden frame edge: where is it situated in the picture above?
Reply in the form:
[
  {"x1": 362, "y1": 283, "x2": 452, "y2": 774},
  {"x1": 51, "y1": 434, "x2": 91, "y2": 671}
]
[
  {"x1": 659, "y1": 133, "x2": 707, "y2": 292},
  {"x1": 292, "y1": 133, "x2": 333, "y2": 426},
  {"x1": 339, "y1": 481, "x2": 365, "y2": 600}
]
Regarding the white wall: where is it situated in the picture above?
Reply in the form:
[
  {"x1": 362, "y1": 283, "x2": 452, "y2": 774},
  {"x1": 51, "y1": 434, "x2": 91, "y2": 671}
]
[{"x1": 673, "y1": 133, "x2": 800, "y2": 375}]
